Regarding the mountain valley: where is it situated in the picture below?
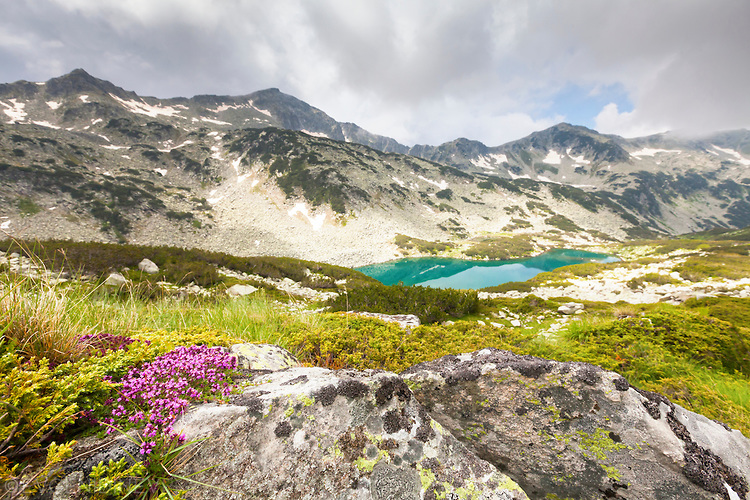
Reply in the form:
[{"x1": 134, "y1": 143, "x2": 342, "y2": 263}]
[{"x1": 2, "y1": 69, "x2": 749, "y2": 266}]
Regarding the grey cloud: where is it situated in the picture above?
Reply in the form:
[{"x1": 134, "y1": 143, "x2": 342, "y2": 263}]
[{"x1": 0, "y1": 0, "x2": 748, "y2": 145}]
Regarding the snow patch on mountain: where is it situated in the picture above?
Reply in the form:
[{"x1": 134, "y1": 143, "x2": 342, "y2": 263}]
[
  {"x1": 417, "y1": 176, "x2": 448, "y2": 190},
  {"x1": 631, "y1": 148, "x2": 682, "y2": 158},
  {"x1": 1, "y1": 99, "x2": 26, "y2": 123},
  {"x1": 392, "y1": 176, "x2": 405, "y2": 188},
  {"x1": 301, "y1": 130, "x2": 329, "y2": 138},
  {"x1": 201, "y1": 117, "x2": 232, "y2": 125},
  {"x1": 79, "y1": 95, "x2": 89, "y2": 103},
  {"x1": 542, "y1": 151, "x2": 562, "y2": 165},
  {"x1": 470, "y1": 154, "x2": 508, "y2": 170},
  {"x1": 32, "y1": 121, "x2": 59, "y2": 129},
  {"x1": 712, "y1": 145, "x2": 750, "y2": 166},
  {"x1": 288, "y1": 203, "x2": 326, "y2": 231},
  {"x1": 155, "y1": 168, "x2": 167, "y2": 176},
  {"x1": 248, "y1": 100, "x2": 272, "y2": 117},
  {"x1": 158, "y1": 140, "x2": 194, "y2": 153},
  {"x1": 46, "y1": 101, "x2": 61, "y2": 110},
  {"x1": 109, "y1": 93, "x2": 182, "y2": 118}
]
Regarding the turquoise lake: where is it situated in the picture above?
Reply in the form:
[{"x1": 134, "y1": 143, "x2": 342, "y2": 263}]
[{"x1": 355, "y1": 249, "x2": 619, "y2": 289}]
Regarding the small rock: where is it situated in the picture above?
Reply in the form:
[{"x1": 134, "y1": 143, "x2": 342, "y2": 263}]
[
  {"x1": 558, "y1": 302, "x2": 584, "y2": 315},
  {"x1": 227, "y1": 284, "x2": 258, "y2": 297},
  {"x1": 510, "y1": 319, "x2": 522, "y2": 327},
  {"x1": 104, "y1": 272, "x2": 127, "y2": 287},
  {"x1": 230, "y1": 343, "x2": 300, "y2": 371},
  {"x1": 138, "y1": 258, "x2": 159, "y2": 274}
]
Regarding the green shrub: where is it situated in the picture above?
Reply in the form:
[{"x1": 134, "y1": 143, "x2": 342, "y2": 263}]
[
  {"x1": 17, "y1": 197, "x2": 41, "y2": 216},
  {"x1": 288, "y1": 314, "x2": 534, "y2": 373},
  {"x1": 465, "y1": 235, "x2": 535, "y2": 260},
  {"x1": 327, "y1": 284, "x2": 478, "y2": 324}
]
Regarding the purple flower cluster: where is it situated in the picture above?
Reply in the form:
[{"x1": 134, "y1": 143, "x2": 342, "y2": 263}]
[
  {"x1": 79, "y1": 332, "x2": 149, "y2": 356},
  {"x1": 103, "y1": 345, "x2": 237, "y2": 454}
]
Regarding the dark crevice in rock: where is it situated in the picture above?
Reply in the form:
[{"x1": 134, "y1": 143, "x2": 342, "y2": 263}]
[
  {"x1": 281, "y1": 374, "x2": 308, "y2": 386},
  {"x1": 667, "y1": 410, "x2": 748, "y2": 499}
]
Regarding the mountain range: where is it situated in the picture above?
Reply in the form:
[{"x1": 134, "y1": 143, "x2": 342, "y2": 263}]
[{"x1": 1, "y1": 69, "x2": 749, "y2": 266}]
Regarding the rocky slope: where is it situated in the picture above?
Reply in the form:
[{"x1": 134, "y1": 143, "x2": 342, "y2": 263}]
[{"x1": 1, "y1": 70, "x2": 749, "y2": 266}]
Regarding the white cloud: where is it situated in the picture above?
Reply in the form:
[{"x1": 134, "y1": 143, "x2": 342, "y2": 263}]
[{"x1": 594, "y1": 103, "x2": 668, "y2": 139}]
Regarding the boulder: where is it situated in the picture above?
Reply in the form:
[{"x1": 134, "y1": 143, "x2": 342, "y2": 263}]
[
  {"x1": 350, "y1": 311, "x2": 421, "y2": 330},
  {"x1": 557, "y1": 302, "x2": 584, "y2": 315},
  {"x1": 230, "y1": 343, "x2": 300, "y2": 371},
  {"x1": 174, "y1": 367, "x2": 529, "y2": 499},
  {"x1": 402, "y1": 348, "x2": 750, "y2": 500},
  {"x1": 137, "y1": 258, "x2": 159, "y2": 274},
  {"x1": 226, "y1": 283, "x2": 258, "y2": 297},
  {"x1": 103, "y1": 272, "x2": 127, "y2": 288}
]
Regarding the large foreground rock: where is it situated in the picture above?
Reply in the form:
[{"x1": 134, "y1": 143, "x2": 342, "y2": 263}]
[
  {"x1": 402, "y1": 348, "x2": 750, "y2": 500},
  {"x1": 174, "y1": 367, "x2": 528, "y2": 499}
]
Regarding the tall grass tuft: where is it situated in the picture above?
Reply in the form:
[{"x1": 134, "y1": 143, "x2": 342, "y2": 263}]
[{"x1": 0, "y1": 271, "x2": 93, "y2": 366}]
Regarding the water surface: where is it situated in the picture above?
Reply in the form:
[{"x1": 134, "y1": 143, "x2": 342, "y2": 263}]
[{"x1": 356, "y1": 249, "x2": 618, "y2": 289}]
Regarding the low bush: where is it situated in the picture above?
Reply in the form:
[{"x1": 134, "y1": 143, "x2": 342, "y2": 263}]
[{"x1": 327, "y1": 283, "x2": 478, "y2": 324}]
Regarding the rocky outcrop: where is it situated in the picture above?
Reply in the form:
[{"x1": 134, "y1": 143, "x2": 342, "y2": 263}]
[
  {"x1": 173, "y1": 367, "x2": 528, "y2": 499},
  {"x1": 402, "y1": 348, "x2": 750, "y2": 500},
  {"x1": 51, "y1": 346, "x2": 750, "y2": 500}
]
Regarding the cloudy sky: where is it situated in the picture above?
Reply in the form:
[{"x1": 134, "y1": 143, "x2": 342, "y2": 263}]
[{"x1": 1, "y1": 0, "x2": 748, "y2": 146}]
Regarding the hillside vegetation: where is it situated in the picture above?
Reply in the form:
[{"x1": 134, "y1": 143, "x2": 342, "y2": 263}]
[{"x1": 1, "y1": 236, "x2": 750, "y2": 498}]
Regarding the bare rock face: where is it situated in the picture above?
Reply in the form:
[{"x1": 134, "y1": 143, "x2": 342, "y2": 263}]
[
  {"x1": 174, "y1": 367, "x2": 528, "y2": 499},
  {"x1": 401, "y1": 348, "x2": 750, "y2": 500}
]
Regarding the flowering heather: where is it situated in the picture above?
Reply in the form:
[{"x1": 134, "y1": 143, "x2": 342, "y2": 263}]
[{"x1": 104, "y1": 345, "x2": 237, "y2": 453}]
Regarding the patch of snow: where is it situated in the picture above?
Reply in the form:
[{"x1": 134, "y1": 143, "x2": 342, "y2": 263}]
[
  {"x1": 288, "y1": 203, "x2": 326, "y2": 231},
  {"x1": 208, "y1": 131, "x2": 219, "y2": 136},
  {"x1": 572, "y1": 184, "x2": 596, "y2": 188},
  {"x1": 98, "y1": 134, "x2": 110, "y2": 142},
  {"x1": 542, "y1": 150, "x2": 562, "y2": 165},
  {"x1": 207, "y1": 196, "x2": 224, "y2": 205},
  {"x1": 508, "y1": 172, "x2": 531, "y2": 180},
  {"x1": 200, "y1": 117, "x2": 232, "y2": 125},
  {"x1": 35, "y1": 82, "x2": 45, "y2": 86},
  {"x1": 248, "y1": 100, "x2": 273, "y2": 117},
  {"x1": 109, "y1": 93, "x2": 182, "y2": 118},
  {"x1": 102, "y1": 171, "x2": 112, "y2": 176},
  {"x1": 158, "y1": 140, "x2": 193, "y2": 153},
  {"x1": 121, "y1": 155, "x2": 130, "y2": 159},
  {"x1": 570, "y1": 154, "x2": 590, "y2": 164},
  {"x1": 631, "y1": 148, "x2": 682, "y2": 158},
  {"x1": 79, "y1": 95, "x2": 89, "y2": 103},
  {"x1": 0, "y1": 220, "x2": 10, "y2": 230},
  {"x1": 301, "y1": 129, "x2": 329, "y2": 138},
  {"x1": 712, "y1": 145, "x2": 750, "y2": 166},
  {"x1": 46, "y1": 101, "x2": 61, "y2": 110},
  {"x1": 1, "y1": 99, "x2": 27, "y2": 122},
  {"x1": 251, "y1": 179, "x2": 260, "y2": 188},
  {"x1": 391, "y1": 176, "x2": 405, "y2": 188},
  {"x1": 173, "y1": 104, "x2": 189, "y2": 110},
  {"x1": 155, "y1": 168, "x2": 167, "y2": 176},
  {"x1": 537, "y1": 175, "x2": 560, "y2": 184},
  {"x1": 471, "y1": 154, "x2": 508, "y2": 170},
  {"x1": 409, "y1": 182, "x2": 419, "y2": 191},
  {"x1": 191, "y1": 117, "x2": 199, "y2": 123},
  {"x1": 417, "y1": 176, "x2": 448, "y2": 190},
  {"x1": 91, "y1": 118, "x2": 103, "y2": 125},
  {"x1": 231, "y1": 157, "x2": 243, "y2": 174},
  {"x1": 48, "y1": 207, "x2": 56, "y2": 211},
  {"x1": 101, "y1": 144, "x2": 129, "y2": 150},
  {"x1": 237, "y1": 173, "x2": 251, "y2": 183},
  {"x1": 32, "y1": 121, "x2": 60, "y2": 129}
]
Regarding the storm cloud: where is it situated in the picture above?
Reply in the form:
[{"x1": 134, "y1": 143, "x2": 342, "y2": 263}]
[{"x1": 1, "y1": 0, "x2": 748, "y2": 145}]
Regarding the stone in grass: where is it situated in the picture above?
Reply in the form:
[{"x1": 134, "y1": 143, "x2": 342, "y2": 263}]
[
  {"x1": 104, "y1": 272, "x2": 127, "y2": 288},
  {"x1": 557, "y1": 302, "x2": 584, "y2": 315},
  {"x1": 226, "y1": 284, "x2": 257, "y2": 298},
  {"x1": 137, "y1": 258, "x2": 159, "y2": 274},
  {"x1": 173, "y1": 367, "x2": 529, "y2": 499},
  {"x1": 230, "y1": 343, "x2": 300, "y2": 371},
  {"x1": 402, "y1": 348, "x2": 750, "y2": 500}
]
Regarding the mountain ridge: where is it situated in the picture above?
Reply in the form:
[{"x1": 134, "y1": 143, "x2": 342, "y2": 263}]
[{"x1": 1, "y1": 69, "x2": 749, "y2": 266}]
